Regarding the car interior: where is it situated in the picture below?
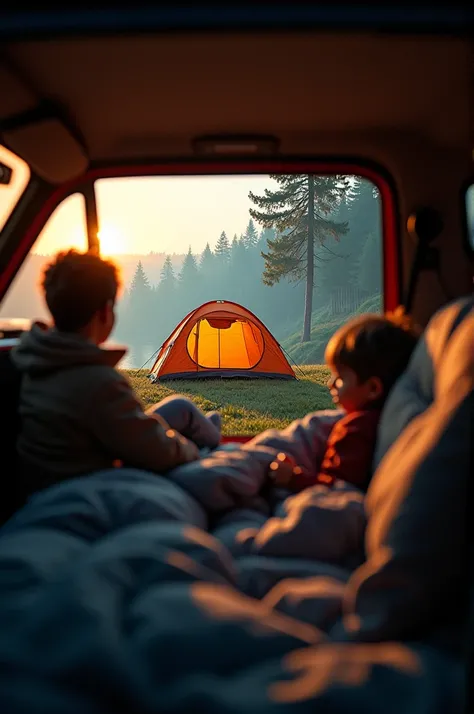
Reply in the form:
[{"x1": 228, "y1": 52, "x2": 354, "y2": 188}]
[{"x1": 0, "y1": 5, "x2": 472, "y2": 712}]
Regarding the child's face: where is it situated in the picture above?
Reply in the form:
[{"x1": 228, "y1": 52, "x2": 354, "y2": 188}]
[{"x1": 327, "y1": 364, "x2": 382, "y2": 413}]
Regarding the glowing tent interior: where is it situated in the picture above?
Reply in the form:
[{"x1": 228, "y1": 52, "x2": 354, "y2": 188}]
[{"x1": 149, "y1": 300, "x2": 296, "y2": 381}]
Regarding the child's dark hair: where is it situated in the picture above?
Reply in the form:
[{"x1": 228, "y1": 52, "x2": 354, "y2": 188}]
[
  {"x1": 42, "y1": 249, "x2": 120, "y2": 332},
  {"x1": 325, "y1": 308, "x2": 420, "y2": 403}
]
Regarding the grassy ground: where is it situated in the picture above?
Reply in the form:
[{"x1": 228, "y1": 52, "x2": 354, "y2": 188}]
[{"x1": 126, "y1": 365, "x2": 334, "y2": 435}]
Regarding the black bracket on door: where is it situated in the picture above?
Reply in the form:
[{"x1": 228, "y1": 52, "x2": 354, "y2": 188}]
[{"x1": 404, "y1": 207, "x2": 444, "y2": 312}]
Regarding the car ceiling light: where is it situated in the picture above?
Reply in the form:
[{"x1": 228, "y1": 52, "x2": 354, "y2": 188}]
[{"x1": 193, "y1": 135, "x2": 279, "y2": 156}]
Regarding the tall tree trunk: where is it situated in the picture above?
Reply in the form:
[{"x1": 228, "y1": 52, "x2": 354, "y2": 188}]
[{"x1": 302, "y1": 175, "x2": 315, "y2": 342}]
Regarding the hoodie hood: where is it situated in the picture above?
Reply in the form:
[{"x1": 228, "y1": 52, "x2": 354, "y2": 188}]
[{"x1": 11, "y1": 322, "x2": 127, "y2": 376}]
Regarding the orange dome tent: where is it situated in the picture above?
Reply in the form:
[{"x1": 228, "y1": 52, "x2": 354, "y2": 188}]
[{"x1": 149, "y1": 300, "x2": 296, "y2": 381}]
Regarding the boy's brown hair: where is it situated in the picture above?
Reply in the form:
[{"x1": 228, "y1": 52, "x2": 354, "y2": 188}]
[
  {"x1": 325, "y1": 308, "x2": 420, "y2": 403},
  {"x1": 41, "y1": 249, "x2": 120, "y2": 332}
]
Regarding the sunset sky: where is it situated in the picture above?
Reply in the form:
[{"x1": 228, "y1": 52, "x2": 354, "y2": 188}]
[{"x1": 35, "y1": 174, "x2": 279, "y2": 257}]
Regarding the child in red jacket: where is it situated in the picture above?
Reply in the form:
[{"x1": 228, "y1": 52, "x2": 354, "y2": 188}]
[{"x1": 269, "y1": 310, "x2": 420, "y2": 492}]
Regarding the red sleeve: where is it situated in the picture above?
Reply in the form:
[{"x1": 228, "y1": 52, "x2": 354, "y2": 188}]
[{"x1": 317, "y1": 411, "x2": 380, "y2": 491}]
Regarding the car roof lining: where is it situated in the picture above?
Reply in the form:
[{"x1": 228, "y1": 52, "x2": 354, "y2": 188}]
[{"x1": 0, "y1": 32, "x2": 472, "y2": 183}]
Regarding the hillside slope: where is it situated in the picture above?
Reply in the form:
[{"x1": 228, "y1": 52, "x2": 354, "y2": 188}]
[{"x1": 282, "y1": 294, "x2": 382, "y2": 365}]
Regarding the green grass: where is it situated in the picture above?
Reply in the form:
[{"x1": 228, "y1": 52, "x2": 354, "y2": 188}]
[{"x1": 125, "y1": 365, "x2": 333, "y2": 435}]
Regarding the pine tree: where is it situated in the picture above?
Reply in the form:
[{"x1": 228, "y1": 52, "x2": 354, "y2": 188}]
[
  {"x1": 158, "y1": 255, "x2": 176, "y2": 294},
  {"x1": 230, "y1": 234, "x2": 240, "y2": 260},
  {"x1": 340, "y1": 178, "x2": 381, "y2": 277},
  {"x1": 318, "y1": 178, "x2": 382, "y2": 300},
  {"x1": 179, "y1": 246, "x2": 199, "y2": 285},
  {"x1": 249, "y1": 174, "x2": 349, "y2": 342},
  {"x1": 130, "y1": 260, "x2": 150, "y2": 292},
  {"x1": 129, "y1": 261, "x2": 151, "y2": 307},
  {"x1": 230, "y1": 235, "x2": 247, "y2": 261},
  {"x1": 151, "y1": 256, "x2": 176, "y2": 344},
  {"x1": 243, "y1": 219, "x2": 259, "y2": 249},
  {"x1": 230, "y1": 234, "x2": 245, "y2": 268},
  {"x1": 229, "y1": 235, "x2": 248, "y2": 302},
  {"x1": 358, "y1": 231, "x2": 382, "y2": 296},
  {"x1": 123, "y1": 261, "x2": 153, "y2": 344},
  {"x1": 197, "y1": 243, "x2": 215, "y2": 302},
  {"x1": 200, "y1": 243, "x2": 214, "y2": 273},
  {"x1": 214, "y1": 231, "x2": 231, "y2": 263},
  {"x1": 259, "y1": 226, "x2": 276, "y2": 248},
  {"x1": 177, "y1": 246, "x2": 200, "y2": 313}
]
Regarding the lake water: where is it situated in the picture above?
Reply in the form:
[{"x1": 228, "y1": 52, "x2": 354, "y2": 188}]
[{"x1": 118, "y1": 343, "x2": 157, "y2": 370}]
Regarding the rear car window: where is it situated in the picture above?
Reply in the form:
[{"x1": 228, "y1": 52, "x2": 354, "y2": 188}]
[
  {"x1": 0, "y1": 172, "x2": 384, "y2": 376},
  {"x1": 94, "y1": 174, "x2": 383, "y2": 369},
  {"x1": 0, "y1": 145, "x2": 30, "y2": 232}
]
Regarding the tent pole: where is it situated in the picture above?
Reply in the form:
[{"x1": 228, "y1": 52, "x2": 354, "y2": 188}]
[{"x1": 194, "y1": 320, "x2": 200, "y2": 372}]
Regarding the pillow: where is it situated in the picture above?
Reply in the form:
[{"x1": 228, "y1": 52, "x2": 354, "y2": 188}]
[{"x1": 336, "y1": 297, "x2": 473, "y2": 643}]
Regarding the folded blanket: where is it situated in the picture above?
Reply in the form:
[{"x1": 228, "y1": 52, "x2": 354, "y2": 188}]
[
  {"x1": 166, "y1": 409, "x2": 368, "y2": 571},
  {"x1": 251, "y1": 480, "x2": 366, "y2": 569},
  {"x1": 168, "y1": 410, "x2": 342, "y2": 512},
  {"x1": 0, "y1": 474, "x2": 462, "y2": 714}
]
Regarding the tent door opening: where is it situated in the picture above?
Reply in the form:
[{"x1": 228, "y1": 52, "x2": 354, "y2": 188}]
[{"x1": 187, "y1": 316, "x2": 264, "y2": 370}]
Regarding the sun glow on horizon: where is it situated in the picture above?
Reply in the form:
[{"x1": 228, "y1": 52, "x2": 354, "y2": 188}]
[
  {"x1": 97, "y1": 224, "x2": 127, "y2": 256},
  {"x1": 27, "y1": 176, "x2": 279, "y2": 258}
]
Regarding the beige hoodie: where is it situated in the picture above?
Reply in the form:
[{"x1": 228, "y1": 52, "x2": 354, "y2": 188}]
[{"x1": 11, "y1": 323, "x2": 199, "y2": 494}]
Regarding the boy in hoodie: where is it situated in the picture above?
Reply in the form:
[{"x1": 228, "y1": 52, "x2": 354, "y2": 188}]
[{"x1": 12, "y1": 249, "x2": 221, "y2": 495}]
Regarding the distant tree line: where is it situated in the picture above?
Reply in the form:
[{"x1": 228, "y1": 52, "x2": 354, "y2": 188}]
[{"x1": 113, "y1": 177, "x2": 382, "y2": 359}]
